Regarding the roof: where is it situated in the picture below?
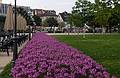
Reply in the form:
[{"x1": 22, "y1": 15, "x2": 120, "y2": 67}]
[
  {"x1": 59, "y1": 12, "x2": 70, "y2": 22},
  {"x1": 33, "y1": 9, "x2": 57, "y2": 17}
]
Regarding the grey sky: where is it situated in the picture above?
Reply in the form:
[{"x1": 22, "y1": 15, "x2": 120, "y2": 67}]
[{"x1": 2, "y1": 0, "x2": 94, "y2": 13}]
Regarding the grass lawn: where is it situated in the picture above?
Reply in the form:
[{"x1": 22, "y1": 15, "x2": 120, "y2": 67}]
[
  {"x1": 0, "y1": 63, "x2": 12, "y2": 78},
  {"x1": 0, "y1": 33, "x2": 120, "y2": 78},
  {"x1": 54, "y1": 34, "x2": 120, "y2": 77}
]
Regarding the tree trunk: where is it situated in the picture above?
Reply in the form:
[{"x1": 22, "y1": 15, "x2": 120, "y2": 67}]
[
  {"x1": 93, "y1": 26, "x2": 95, "y2": 34},
  {"x1": 106, "y1": 26, "x2": 109, "y2": 33},
  {"x1": 75, "y1": 27, "x2": 77, "y2": 35},
  {"x1": 83, "y1": 28, "x2": 86, "y2": 38},
  {"x1": 67, "y1": 28, "x2": 70, "y2": 35},
  {"x1": 118, "y1": 26, "x2": 120, "y2": 33},
  {"x1": 77, "y1": 27, "x2": 79, "y2": 36},
  {"x1": 109, "y1": 26, "x2": 112, "y2": 33},
  {"x1": 50, "y1": 26, "x2": 52, "y2": 31},
  {"x1": 102, "y1": 26, "x2": 105, "y2": 33},
  {"x1": 53, "y1": 25, "x2": 55, "y2": 33}
]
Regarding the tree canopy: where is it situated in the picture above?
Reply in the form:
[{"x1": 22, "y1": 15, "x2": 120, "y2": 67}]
[
  {"x1": 33, "y1": 15, "x2": 42, "y2": 26},
  {"x1": 43, "y1": 17, "x2": 58, "y2": 27},
  {"x1": 69, "y1": 0, "x2": 120, "y2": 32},
  {"x1": 0, "y1": 15, "x2": 6, "y2": 31}
]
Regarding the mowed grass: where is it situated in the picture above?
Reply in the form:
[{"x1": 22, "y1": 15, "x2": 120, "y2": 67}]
[
  {"x1": 0, "y1": 63, "x2": 12, "y2": 78},
  {"x1": 54, "y1": 34, "x2": 120, "y2": 77}
]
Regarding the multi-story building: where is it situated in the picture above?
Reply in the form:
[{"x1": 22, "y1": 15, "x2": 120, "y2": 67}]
[
  {"x1": 58, "y1": 11, "x2": 70, "y2": 23},
  {"x1": 0, "y1": 3, "x2": 31, "y2": 16},
  {"x1": 0, "y1": 4, "x2": 8, "y2": 16},
  {"x1": 57, "y1": 11, "x2": 70, "y2": 27},
  {"x1": 32, "y1": 9, "x2": 58, "y2": 22}
]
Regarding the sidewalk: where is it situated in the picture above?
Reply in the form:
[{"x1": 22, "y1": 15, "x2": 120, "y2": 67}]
[
  {"x1": 0, "y1": 40, "x2": 28, "y2": 73},
  {"x1": 46, "y1": 33, "x2": 113, "y2": 35},
  {"x1": 0, "y1": 52, "x2": 12, "y2": 73}
]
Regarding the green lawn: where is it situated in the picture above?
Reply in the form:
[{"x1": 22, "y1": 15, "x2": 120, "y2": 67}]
[
  {"x1": 1, "y1": 34, "x2": 120, "y2": 78},
  {"x1": 0, "y1": 63, "x2": 12, "y2": 78},
  {"x1": 54, "y1": 34, "x2": 120, "y2": 77}
]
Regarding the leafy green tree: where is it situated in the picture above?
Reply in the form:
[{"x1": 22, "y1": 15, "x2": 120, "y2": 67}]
[
  {"x1": 42, "y1": 20, "x2": 48, "y2": 27},
  {"x1": 0, "y1": 15, "x2": 6, "y2": 31},
  {"x1": 72, "y1": 0, "x2": 93, "y2": 25},
  {"x1": 58, "y1": 22, "x2": 65, "y2": 31},
  {"x1": 95, "y1": 0, "x2": 112, "y2": 27},
  {"x1": 16, "y1": 7, "x2": 33, "y2": 25},
  {"x1": 71, "y1": 14, "x2": 82, "y2": 27},
  {"x1": 33, "y1": 15, "x2": 42, "y2": 26},
  {"x1": 71, "y1": 0, "x2": 120, "y2": 33},
  {"x1": 94, "y1": 0, "x2": 120, "y2": 33},
  {"x1": 68, "y1": 14, "x2": 73, "y2": 26},
  {"x1": 88, "y1": 0, "x2": 112, "y2": 33},
  {"x1": 112, "y1": 0, "x2": 120, "y2": 32},
  {"x1": 44, "y1": 17, "x2": 58, "y2": 31}
]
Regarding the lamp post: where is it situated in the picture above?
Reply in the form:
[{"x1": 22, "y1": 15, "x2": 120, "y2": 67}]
[
  {"x1": 12, "y1": 0, "x2": 18, "y2": 67},
  {"x1": 28, "y1": 11, "x2": 36, "y2": 40},
  {"x1": 28, "y1": 25, "x2": 31, "y2": 40},
  {"x1": 31, "y1": 17, "x2": 36, "y2": 33},
  {"x1": 28, "y1": 11, "x2": 32, "y2": 40}
]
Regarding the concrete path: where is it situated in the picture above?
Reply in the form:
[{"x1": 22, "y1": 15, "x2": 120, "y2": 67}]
[
  {"x1": 0, "y1": 52, "x2": 12, "y2": 73},
  {"x1": 0, "y1": 40, "x2": 28, "y2": 73},
  {"x1": 46, "y1": 33, "x2": 113, "y2": 35}
]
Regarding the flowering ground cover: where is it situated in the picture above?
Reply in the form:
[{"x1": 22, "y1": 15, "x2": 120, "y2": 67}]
[
  {"x1": 12, "y1": 33, "x2": 116, "y2": 78},
  {"x1": 54, "y1": 34, "x2": 120, "y2": 77}
]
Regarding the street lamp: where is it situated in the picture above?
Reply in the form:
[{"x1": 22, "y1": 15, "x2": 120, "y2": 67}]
[
  {"x1": 28, "y1": 11, "x2": 36, "y2": 40},
  {"x1": 28, "y1": 11, "x2": 32, "y2": 40},
  {"x1": 31, "y1": 17, "x2": 36, "y2": 33},
  {"x1": 12, "y1": 0, "x2": 18, "y2": 67}
]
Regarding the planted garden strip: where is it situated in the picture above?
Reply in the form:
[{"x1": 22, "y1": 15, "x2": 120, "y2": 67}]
[{"x1": 12, "y1": 32, "x2": 115, "y2": 78}]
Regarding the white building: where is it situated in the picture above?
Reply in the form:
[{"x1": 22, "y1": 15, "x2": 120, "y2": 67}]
[
  {"x1": 57, "y1": 12, "x2": 70, "y2": 28},
  {"x1": 0, "y1": 3, "x2": 31, "y2": 16},
  {"x1": 32, "y1": 9, "x2": 58, "y2": 22}
]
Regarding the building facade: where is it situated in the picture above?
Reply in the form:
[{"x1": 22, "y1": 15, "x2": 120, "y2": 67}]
[
  {"x1": 0, "y1": 4, "x2": 8, "y2": 16},
  {"x1": 58, "y1": 11, "x2": 70, "y2": 27},
  {"x1": 0, "y1": 3, "x2": 31, "y2": 16},
  {"x1": 32, "y1": 9, "x2": 58, "y2": 22}
]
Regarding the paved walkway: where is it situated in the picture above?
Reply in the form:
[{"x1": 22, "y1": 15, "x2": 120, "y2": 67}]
[
  {"x1": 46, "y1": 33, "x2": 113, "y2": 35},
  {"x1": 0, "y1": 40, "x2": 28, "y2": 73},
  {"x1": 0, "y1": 52, "x2": 12, "y2": 73}
]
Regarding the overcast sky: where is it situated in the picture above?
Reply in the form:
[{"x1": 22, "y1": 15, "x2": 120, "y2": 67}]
[{"x1": 2, "y1": 0, "x2": 94, "y2": 13}]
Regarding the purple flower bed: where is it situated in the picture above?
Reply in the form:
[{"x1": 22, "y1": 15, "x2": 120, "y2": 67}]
[{"x1": 12, "y1": 32, "x2": 116, "y2": 78}]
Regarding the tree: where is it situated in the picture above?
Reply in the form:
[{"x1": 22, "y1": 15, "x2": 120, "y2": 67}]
[
  {"x1": 16, "y1": 7, "x2": 30, "y2": 20},
  {"x1": 33, "y1": 15, "x2": 42, "y2": 26},
  {"x1": 16, "y1": 7, "x2": 33, "y2": 26},
  {"x1": 71, "y1": 0, "x2": 120, "y2": 33},
  {"x1": 112, "y1": 0, "x2": 120, "y2": 32},
  {"x1": 68, "y1": 14, "x2": 73, "y2": 27},
  {"x1": 107, "y1": 12, "x2": 120, "y2": 32},
  {"x1": 42, "y1": 19, "x2": 48, "y2": 27},
  {"x1": 94, "y1": 0, "x2": 112, "y2": 33},
  {"x1": 71, "y1": 14, "x2": 82, "y2": 27},
  {"x1": 72, "y1": 0, "x2": 93, "y2": 25},
  {"x1": 0, "y1": 15, "x2": 6, "y2": 31},
  {"x1": 58, "y1": 22, "x2": 65, "y2": 31},
  {"x1": 43, "y1": 17, "x2": 58, "y2": 31},
  {"x1": 71, "y1": 0, "x2": 95, "y2": 35}
]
